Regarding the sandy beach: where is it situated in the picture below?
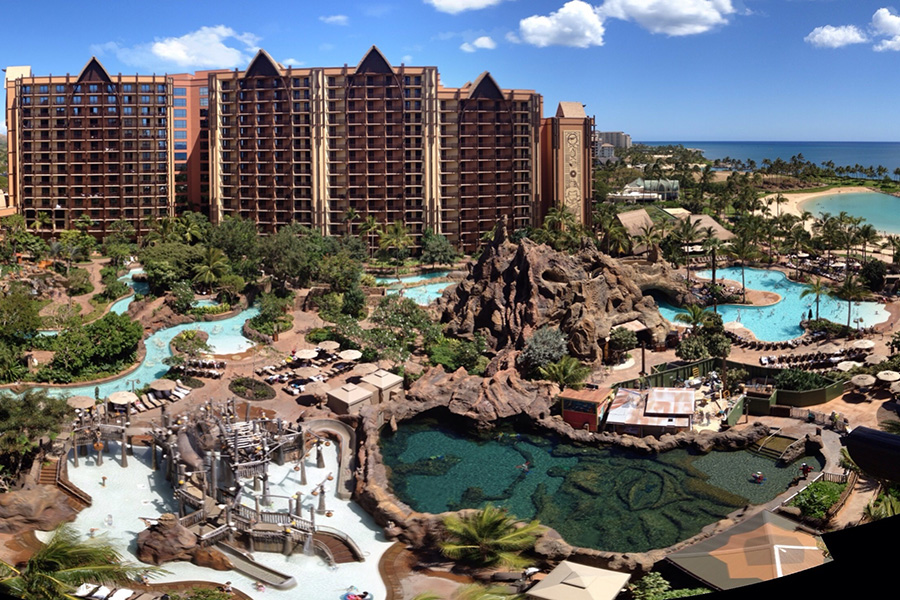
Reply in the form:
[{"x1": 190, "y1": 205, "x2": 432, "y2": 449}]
[{"x1": 763, "y1": 186, "x2": 876, "y2": 220}]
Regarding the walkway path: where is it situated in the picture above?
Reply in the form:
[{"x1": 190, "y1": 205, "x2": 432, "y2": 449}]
[{"x1": 38, "y1": 257, "x2": 110, "y2": 322}]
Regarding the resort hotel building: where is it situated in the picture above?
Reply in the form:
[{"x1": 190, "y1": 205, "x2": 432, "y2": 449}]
[{"x1": 5, "y1": 47, "x2": 594, "y2": 254}]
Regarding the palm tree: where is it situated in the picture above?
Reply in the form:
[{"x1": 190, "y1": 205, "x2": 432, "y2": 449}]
[
  {"x1": 537, "y1": 355, "x2": 592, "y2": 389},
  {"x1": 831, "y1": 275, "x2": 870, "y2": 330},
  {"x1": 542, "y1": 205, "x2": 577, "y2": 232},
  {"x1": 800, "y1": 278, "x2": 828, "y2": 322},
  {"x1": 192, "y1": 247, "x2": 229, "y2": 292},
  {"x1": 0, "y1": 524, "x2": 160, "y2": 600},
  {"x1": 674, "y1": 304, "x2": 713, "y2": 334},
  {"x1": 31, "y1": 212, "x2": 52, "y2": 235},
  {"x1": 343, "y1": 207, "x2": 360, "y2": 237},
  {"x1": 702, "y1": 235, "x2": 725, "y2": 286},
  {"x1": 725, "y1": 235, "x2": 759, "y2": 304},
  {"x1": 379, "y1": 221, "x2": 414, "y2": 278},
  {"x1": 358, "y1": 215, "x2": 379, "y2": 259},
  {"x1": 674, "y1": 217, "x2": 703, "y2": 284},
  {"x1": 440, "y1": 504, "x2": 541, "y2": 569}
]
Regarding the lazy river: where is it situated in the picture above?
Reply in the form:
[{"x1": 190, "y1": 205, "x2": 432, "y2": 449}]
[
  {"x1": 38, "y1": 267, "x2": 258, "y2": 398},
  {"x1": 380, "y1": 414, "x2": 825, "y2": 553}
]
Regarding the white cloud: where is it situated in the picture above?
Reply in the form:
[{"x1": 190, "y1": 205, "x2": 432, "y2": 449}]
[
  {"x1": 505, "y1": 31, "x2": 521, "y2": 43},
  {"x1": 401, "y1": 54, "x2": 414, "y2": 63},
  {"x1": 92, "y1": 25, "x2": 260, "y2": 69},
  {"x1": 804, "y1": 24, "x2": 868, "y2": 48},
  {"x1": 425, "y1": 0, "x2": 503, "y2": 14},
  {"x1": 872, "y1": 7, "x2": 900, "y2": 51},
  {"x1": 598, "y1": 0, "x2": 735, "y2": 36},
  {"x1": 461, "y1": 35, "x2": 496, "y2": 52},
  {"x1": 519, "y1": 1, "x2": 606, "y2": 48},
  {"x1": 319, "y1": 15, "x2": 349, "y2": 26},
  {"x1": 872, "y1": 7, "x2": 900, "y2": 36},
  {"x1": 282, "y1": 58, "x2": 303, "y2": 66}
]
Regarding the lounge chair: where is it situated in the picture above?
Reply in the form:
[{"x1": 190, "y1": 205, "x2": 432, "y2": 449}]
[
  {"x1": 89, "y1": 586, "x2": 112, "y2": 599},
  {"x1": 74, "y1": 583, "x2": 98, "y2": 597},
  {"x1": 107, "y1": 589, "x2": 135, "y2": 600}
]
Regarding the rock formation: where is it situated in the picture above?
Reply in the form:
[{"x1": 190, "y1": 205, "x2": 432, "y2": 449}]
[
  {"x1": 438, "y1": 217, "x2": 686, "y2": 362},
  {"x1": 0, "y1": 485, "x2": 78, "y2": 534},
  {"x1": 136, "y1": 512, "x2": 232, "y2": 570},
  {"x1": 395, "y1": 366, "x2": 558, "y2": 425}
]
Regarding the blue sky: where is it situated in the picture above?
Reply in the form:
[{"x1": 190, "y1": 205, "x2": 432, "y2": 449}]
[{"x1": 4, "y1": 0, "x2": 900, "y2": 141}]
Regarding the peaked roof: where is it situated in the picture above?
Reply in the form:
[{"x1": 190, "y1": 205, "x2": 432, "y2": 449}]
[
  {"x1": 467, "y1": 71, "x2": 504, "y2": 100},
  {"x1": 667, "y1": 511, "x2": 829, "y2": 591},
  {"x1": 244, "y1": 49, "x2": 283, "y2": 78},
  {"x1": 77, "y1": 57, "x2": 112, "y2": 83},
  {"x1": 556, "y1": 101, "x2": 586, "y2": 118},
  {"x1": 355, "y1": 45, "x2": 394, "y2": 74},
  {"x1": 616, "y1": 208, "x2": 653, "y2": 237},
  {"x1": 526, "y1": 560, "x2": 630, "y2": 600}
]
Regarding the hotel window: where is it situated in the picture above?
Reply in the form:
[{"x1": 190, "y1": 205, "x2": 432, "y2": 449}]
[
  {"x1": 88, "y1": 84, "x2": 98, "y2": 92},
  {"x1": 89, "y1": 96, "x2": 99, "y2": 104},
  {"x1": 174, "y1": 142, "x2": 188, "y2": 150},
  {"x1": 55, "y1": 85, "x2": 65, "y2": 93},
  {"x1": 200, "y1": 87, "x2": 208, "y2": 96},
  {"x1": 157, "y1": 96, "x2": 166, "y2": 103},
  {"x1": 140, "y1": 95, "x2": 151, "y2": 103},
  {"x1": 174, "y1": 152, "x2": 187, "y2": 160},
  {"x1": 175, "y1": 120, "x2": 186, "y2": 128},
  {"x1": 174, "y1": 109, "x2": 187, "y2": 117},
  {"x1": 141, "y1": 84, "x2": 151, "y2": 92},
  {"x1": 173, "y1": 87, "x2": 186, "y2": 96},
  {"x1": 123, "y1": 84, "x2": 134, "y2": 92},
  {"x1": 157, "y1": 84, "x2": 166, "y2": 93},
  {"x1": 174, "y1": 98, "x2": 186, "y2": 107},
  {"x1": 174, "y1": 131, "x2": 187, "y2": 139},
  {"x1": 54, "y1": 96, "x2": 65, "y2": 104},
  {"x1": 200, "y1": 98, "x2": 209, "y2": 107}
]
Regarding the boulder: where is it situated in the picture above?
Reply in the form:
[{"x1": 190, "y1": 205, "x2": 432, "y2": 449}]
[
  {"x1": 438, "y1": 217, "x2": 684, "y2": 364},
  {"x1": 0, "y1": 485, "x2": 78, "y2": 534},
  {"x1": 191, "y1": 546, "x2": 234, "y2": 571},
  {"x1": 136, "y1": 513, "x2": 198, "y2": 565}
]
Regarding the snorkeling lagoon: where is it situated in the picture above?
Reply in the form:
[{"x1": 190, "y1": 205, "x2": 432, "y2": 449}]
[{"x1": 380, "y1": 414, "x2": 825, "y2": 553}]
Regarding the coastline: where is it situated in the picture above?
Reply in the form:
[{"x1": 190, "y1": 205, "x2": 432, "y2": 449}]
[{"x1": 763, "y1": 186, "x2": 876, "y2": 221}]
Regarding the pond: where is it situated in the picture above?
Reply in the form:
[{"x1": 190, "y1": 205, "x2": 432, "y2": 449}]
[{"x1": 380, "y1": 414, "x2": 825, "y2": 553}]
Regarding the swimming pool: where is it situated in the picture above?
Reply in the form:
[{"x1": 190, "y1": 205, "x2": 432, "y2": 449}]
[
  {"x1": 374, "y1": 270, "x2": 450, "y2": 285},
  {"x1": 385, "y1": 282, "x2": 456, "y2": 305},
  {"x1": 657, "y1": 267, "x2": 889, "y2": 341},
  {"x1": 380, "y1": 414, "x2": 823, "y2": 553}
]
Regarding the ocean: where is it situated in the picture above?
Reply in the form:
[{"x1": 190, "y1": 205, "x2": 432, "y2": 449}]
[{"x1": 638, "y1": 141, "x2": 900, "y2": 173}]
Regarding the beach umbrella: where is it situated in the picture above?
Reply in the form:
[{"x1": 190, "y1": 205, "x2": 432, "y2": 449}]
[
  {"x1": 818, "y1": 343, "x2": 843, "y2": 355},
  {"x1": 108, "y1": 391, "x2": 139, "y2": 405},
  {"x1": 852, "y1": 339, "x2": 876, "y2": 350},
  {"x1": 295, "y1": 366, "x2": 320, "y2": 379},
  {"x1": 866, "y1": 354, "x2": 889, "y2": 366},
  {"x1": 150, "y1": 379, "x2": 176, "y2": 393},
  {"x1": 851, "y1": 374, "x2": 877, "y2": 388},
  {"x1": 295, "y1": 349, "x2": 319, "y2": 360},
  {"x1": 891, "y1": 381, "x2": 900, "y2": 395},
  {"x1": 339, "y1": 349, "x2": 363, "y2": 361},
  {"x1": 723, "y1": 321, "x2": 743, "y2": 330},
  {"x1": 66, "y1": 395, "x2": 96, "y2": 410},
  {"x1": 351, "y1": 363, "x2": 379, "y2": 376},
  {"x1": 836, "y1": 361, "x2": 862, "y2": 372},
  {"x1": 318, "y1": 340, "x2": 340, "y2": 351},
  {"x1": 877, "y1": 371, "x2": 900, "y2": 383}
]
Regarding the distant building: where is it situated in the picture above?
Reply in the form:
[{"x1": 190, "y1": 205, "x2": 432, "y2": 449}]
[
  {"x1": 593, "y1": 130, "x2": 631, "y2": 150},
  {"x1": 622, "y1": 177, "x2": 680, "y2": 202},
  {"x1": 539, "y1": 101, "x2": 594, "y2": 228}
]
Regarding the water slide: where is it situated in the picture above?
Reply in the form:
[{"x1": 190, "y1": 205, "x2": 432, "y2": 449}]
[{"x1": 215, "y1": 541, "x2": 297, "y2": 589}]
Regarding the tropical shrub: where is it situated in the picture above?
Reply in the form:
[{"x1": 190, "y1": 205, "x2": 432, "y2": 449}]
[
  {"x1": 775, "y1": 369, "x2": 830, "y2": 391},
  {"x1": 518, "y1": 327, "x2": 568, "y2": 376},
  {"x1": 439, "y1": 504, "x2": 540, "y2": 569},
  {"x1": 788, "y1": 480, "x2": 845, "y2": 519}
]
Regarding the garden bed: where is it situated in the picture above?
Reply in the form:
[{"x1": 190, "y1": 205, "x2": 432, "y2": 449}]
[{"x1": 228, "y1": 377, "x2": 276, "y2": 401}]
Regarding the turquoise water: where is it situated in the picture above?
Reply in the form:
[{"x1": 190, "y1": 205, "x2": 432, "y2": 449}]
[
  {"x1": 193, "y1": 298, "x2": 220, "y2": 307},
  {"x1": 375, "y1": 270, "x2": 451, "y2": 284},
  {"x1": 385, "y1": 281, "x2": 455, "y2": 305},
  {"x1": 381, "y1": 415, "x2": 823, "y2": 553},
  {"x1": 36, "y1": 266, "x2": 257, "y2": 398},
  {"x1": 657, "y1": 267, "x2": 889, "y2": 341},
  {"x1": 110, "y1": 268, "x2": 148, "y2": 315},
  {"x1": 801, "y1": 191, "x2": 900, "y2": 234}
]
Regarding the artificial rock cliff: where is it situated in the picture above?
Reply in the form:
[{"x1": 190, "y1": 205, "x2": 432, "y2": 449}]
[{"x1": 438, "y1": 218, "x2": 686, "y2": 362}]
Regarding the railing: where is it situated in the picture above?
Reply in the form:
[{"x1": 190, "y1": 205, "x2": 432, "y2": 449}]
[
  {"x1": 55, "y1": 459, "x2": 93, "y2": 507},
  {"x1": 313, "y1": 539, "x2": 335, "y2": 566},
  {"x1": 178, "y1": 509, "x2": 207, "y2": 528},
  {"x1": 199, "y1": 525, "x2": 232, "y2": 547},
  {"x1": 315, "y1": 525, "x2": 365, "y2": 561}
]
